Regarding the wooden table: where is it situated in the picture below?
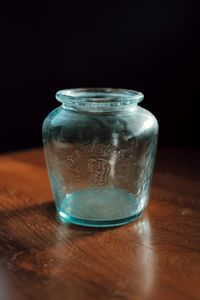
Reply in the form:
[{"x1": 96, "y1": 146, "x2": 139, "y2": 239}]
[{"x1": 0, "y1": 148, "x2": 200, "y2": 300}]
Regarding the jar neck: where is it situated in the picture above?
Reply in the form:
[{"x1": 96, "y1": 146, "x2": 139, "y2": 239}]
[
  {"x1": 56, "y1": 88, "x2": 144, "y2": 113},
  {"x1": 61, "y1": 102, "x2": 139, "y2": 113}
]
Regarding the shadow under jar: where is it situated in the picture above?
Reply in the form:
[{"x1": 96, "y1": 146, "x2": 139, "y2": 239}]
[{"x1": 42, "y1": 88, "x2": 158, "y2": 227}]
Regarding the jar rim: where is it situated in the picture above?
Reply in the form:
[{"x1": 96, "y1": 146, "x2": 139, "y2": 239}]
[{"x1": 56, "y1": 88, "x2": 144, "y2": 112}]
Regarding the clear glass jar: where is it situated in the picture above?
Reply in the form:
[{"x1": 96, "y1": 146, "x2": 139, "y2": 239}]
[{"x1": 42, "y1": 88, "x2": 158, "y2": 227}]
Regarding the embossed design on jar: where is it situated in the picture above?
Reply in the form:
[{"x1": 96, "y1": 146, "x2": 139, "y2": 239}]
[
  {"x1": 64, "y1": 143, "x2": 126, "y2": 189},
  {"x1": 88, "y1": 158, "x2": 111, "y2": 187}
]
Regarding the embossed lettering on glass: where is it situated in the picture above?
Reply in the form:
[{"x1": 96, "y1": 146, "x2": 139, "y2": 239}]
[{"x1": 42, "y1": 88, "x2": 158, "y2": 227}]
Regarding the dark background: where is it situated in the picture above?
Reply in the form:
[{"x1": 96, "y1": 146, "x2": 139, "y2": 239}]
[{"x1": 0, "y1": 0, "x2": 199, "y2": 153}]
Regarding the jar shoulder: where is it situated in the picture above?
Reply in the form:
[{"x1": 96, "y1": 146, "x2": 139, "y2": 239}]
[
  {"x1": 42, "y1": 106, "x2": 62, "y2": 129},
  {"x1": 136, "y1": 106, "x2": 159, "y2": 130},
  {"x1": 43, "y1": 105, "x2": 158, "y2": 125},
  {"x1": 42, "y1": 105, "x2": 158, "y2": 142}
]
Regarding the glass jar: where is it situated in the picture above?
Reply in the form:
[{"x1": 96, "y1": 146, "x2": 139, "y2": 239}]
[{"x1": 42, "y1": 88, "x2": 158, "y2": 227}]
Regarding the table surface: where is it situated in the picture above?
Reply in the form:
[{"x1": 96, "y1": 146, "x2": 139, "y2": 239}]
[{"x1": 0, "y1": 147, "x2": 200, "y2": 300}]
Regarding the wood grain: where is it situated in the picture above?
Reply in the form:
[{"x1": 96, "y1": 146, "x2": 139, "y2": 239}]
[{"x1": 0, "y1": 147, "x2": 200, "y2": 300}]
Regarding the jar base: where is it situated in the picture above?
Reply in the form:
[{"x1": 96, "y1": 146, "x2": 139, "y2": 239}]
[
  {"x1": 58, "y1": 210, "x2": 143, "y2": 228},
  {"x1": 56, "y1": 187, "x2": 146, "y2": 227}
]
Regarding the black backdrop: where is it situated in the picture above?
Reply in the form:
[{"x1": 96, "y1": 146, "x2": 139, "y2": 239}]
[{"x1": 0, "y1": 0, "x2": 199, "y2": 153}]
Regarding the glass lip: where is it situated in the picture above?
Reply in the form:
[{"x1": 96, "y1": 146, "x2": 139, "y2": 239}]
[{"x1": 56, "y1": 88, "x2": 144, "y2": 110}]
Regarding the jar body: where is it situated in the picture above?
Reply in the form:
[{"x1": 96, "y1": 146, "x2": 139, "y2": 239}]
[{"x1": 42, "y1": 90, "x2": 158, "y2": 227}]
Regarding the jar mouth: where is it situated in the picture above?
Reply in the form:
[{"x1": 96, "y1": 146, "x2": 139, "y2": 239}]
[{"x1": 56, "y1": 88, "x2": 144, "y2": 112}]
